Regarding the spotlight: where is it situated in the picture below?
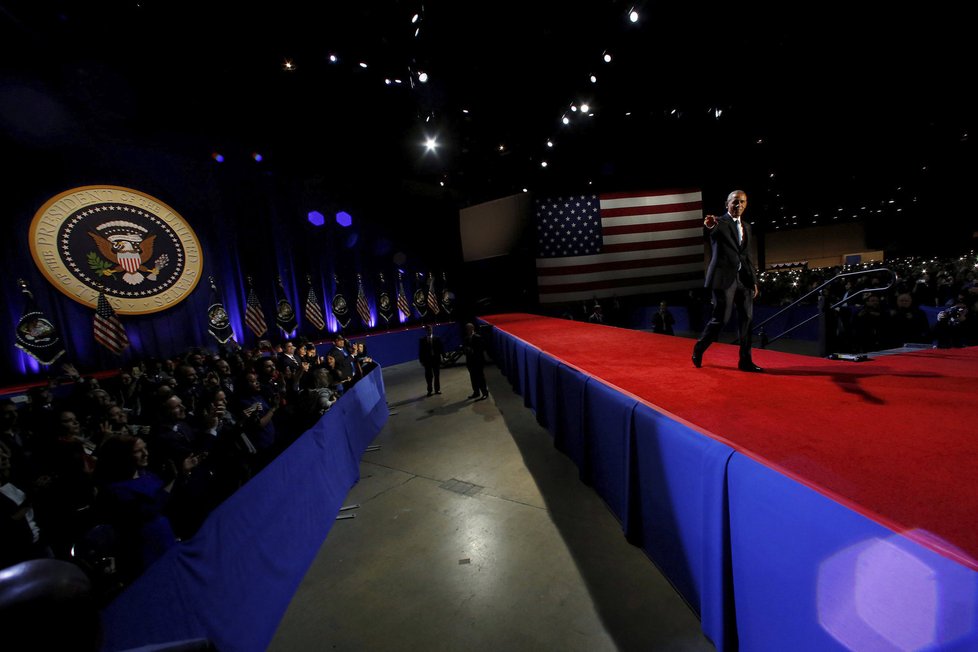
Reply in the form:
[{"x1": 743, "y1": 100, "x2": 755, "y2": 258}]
[
  {"x1": 580, "y1": 103, "x2": 590, "y2": 113},
  {"x1": 603, "y1": 52, "x2": 612, "y2": 63},
  {"x1": 252, "y1": 152, "x2": 263, "y2": 162},
  {"x1": 629, "y1": 9, "x2": 639, "y2": 22},
  {"x1": 282, "y1": 59, "x2": 295, "y2": 71},
  {"x1": 571, "y1": 105, "x2": 578, "y2": 112},
  {"x1": 411, "y1": 13, "x2": 419, "y2": 23},
  {"x1": 212, "y1": 152, "x2": 224, "y2": 163},
  {"x1": 418, "y1": 71, "x2": 428, "y2": 83},
  {"x1": 307, "y1": 211, "x2": 325, "y2": 227},
  {"x1": 329, "y1": 54, "x2": 338, "y2": 63},
  {"x1": 336, "y1": 211, "x2": 353, "y2": 228},
  {"x1": 541, "y1": 161, "x2": 548, "y2": 168},
  {"x1": 562, "y1": 116, "x2": 570, "y2": 125},
  {"x1": 522, "y1": 188, "x2": 528, "y2": 192},
  {"x1": 424, "y1": 137, "x2": 438, "y2": 152},
  {"x1": 498, "y1": 144, "x2": 506, "y2": 151},
  {"x1": 359, "y1": 62, "x2": 368, "y2": 68},
  {"x1": 590, "y1": 75, "x2": 597, "y2": 83},
  {"x1": 546, "y1": 140, "x2": 553, "y2": 148}
]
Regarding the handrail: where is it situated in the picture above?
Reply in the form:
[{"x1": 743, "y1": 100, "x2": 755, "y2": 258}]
[{"x1": 753, "y1": 268, "x2": 897, "y2": 347}]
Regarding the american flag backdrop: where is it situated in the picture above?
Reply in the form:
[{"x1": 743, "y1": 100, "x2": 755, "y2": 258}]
[
  {"x1": 93, "y1": 291, "x2": 129, "y2": 355},
  {"x1": 535, "y1": 189, "x2": 705, "y2": 303},
  {"x1": 426, "y1": 274, "x2": 440, "y2": 315},
  {"x1": 244, "y1": 287, "x2": 268, "y2": 337}
]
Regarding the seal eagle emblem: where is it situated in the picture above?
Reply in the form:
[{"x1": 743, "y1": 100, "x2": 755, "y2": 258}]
[{"x1": 29, "y1": 185, "x2": 203, "y2": 315}]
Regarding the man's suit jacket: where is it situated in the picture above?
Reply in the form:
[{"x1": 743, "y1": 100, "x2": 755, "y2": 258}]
[
  {"x1": 704, "y1": 213, "x2": 757, "y2": 290},
  {"x1": 418, "y1": 336, "x2": 444, "y2": 368}
]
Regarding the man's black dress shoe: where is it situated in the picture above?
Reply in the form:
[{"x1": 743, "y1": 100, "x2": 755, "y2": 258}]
[
  {"x1": 691, "y1": 352, "x2": 702, "y2": 368},
  {"x1": 738, "y1": 362, "x2": 763, "y2": 373}
]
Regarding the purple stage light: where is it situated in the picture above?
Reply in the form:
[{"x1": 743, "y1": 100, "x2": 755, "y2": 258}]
[
  {"x1": 252, "y1": 152, "x2": 263, "y2": 162},
  {"x1": 336, "y1": 211, "x2": 352, "y2": 227},
  {"x1": 212, "y1": 152, "x2": 224, "y2": 163},
  {"x1": 307, "y1": 211, "x2": 325, "y2": 227}
]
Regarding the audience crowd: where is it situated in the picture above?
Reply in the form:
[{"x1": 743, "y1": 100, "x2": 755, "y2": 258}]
[
  {"x1": 0, "y1": 333, "x2": 376, "y2": 599},
  {"x1": 755, "y1": 252, "x2": 978, "y2": 352}
]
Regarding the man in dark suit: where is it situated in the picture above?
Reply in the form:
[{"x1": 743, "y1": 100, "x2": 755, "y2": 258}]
[
  {"x1": 463, "y1": 323, "x2": 489, "y2": 399},
  {"x1": 692, "y1": 190, "x2": 762, "y2": 372},
  {"x1": 418, "y1": 325, "x2": 444, "y2": 396}
]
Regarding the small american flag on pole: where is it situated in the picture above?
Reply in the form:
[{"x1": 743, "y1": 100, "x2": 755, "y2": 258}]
[
  {"x1": 426, "y1": 273, "x2": 440, "y2": 315},
  {"x1": 244, "y1": 282, "x2": 268, "y2": 337},
  {"x1": 535, "y1": 189, "x2": 704, "y2": 303},
  {"x1": 304, "y1": 281, "x2": 325, "y2": 331},
  {"x1": 356, "y1": 275, "x2": 372, "y2": 327},
  {"x1": 93, "y1": 291, "x2": 129, "y2": 355},
  {"x1": 396, "y1": 274, "x2": 411, "y2": 319}
]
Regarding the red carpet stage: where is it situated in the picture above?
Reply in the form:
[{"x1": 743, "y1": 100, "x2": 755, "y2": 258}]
[{"x1": 483, "y1": 313, "x2": 978, "y2": 651}]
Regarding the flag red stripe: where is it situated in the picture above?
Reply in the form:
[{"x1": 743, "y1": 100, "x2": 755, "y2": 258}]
[
  {"x1": 600, "y1": 201, "x2": 703, "y2": 218},
  {"x1": 537, "y1": 253, "x2": 702, "y2": 276},
  {"x1": 599, "y1": 188, "x2": 701, "y2": 200},
  {"x1": 538, "y1": 270, "x2": 704, "y2": 294},
  {"x1": 600, "y1": 236, "x2": 704, "y2": 254},
  {"x1": 602, "y1": 219, "x2": 702, "y2": 236}
]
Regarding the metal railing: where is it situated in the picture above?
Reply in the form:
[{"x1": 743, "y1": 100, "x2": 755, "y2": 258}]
[{"x1": 753, "y1": 268, "x2": 897, "y2": 348}]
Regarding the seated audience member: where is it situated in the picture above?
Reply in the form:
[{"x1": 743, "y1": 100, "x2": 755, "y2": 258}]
[
  {"x1": 888, "y1": 293, "x2": 932, "y2": 346},
  {"x1": 353, "y1": 341, "x2": 376, "y2": 374},
  {"x1": 853, "y1": 294, "x2": 890, "y2": 352},
  {"x1": 652, "y1": 301, "x2": 676, "y2": 335},
  {"x1": 325, "y1": 335, "x2": 354, "y2": 381},
  {"x1": 0, "y1": 441, "x2": 50, "y2": 568},
  {"x1": 237, "y1": 372, "x2": 279, "y2": 459},
  {"x1": 94, "y1": 435, "x2": 177, "y2": 577}
]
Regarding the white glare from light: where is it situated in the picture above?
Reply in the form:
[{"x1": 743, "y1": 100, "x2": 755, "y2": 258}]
[
  {"x1": 562, "y1": 116, "x2": 570, "y2": 125},
  {"x1": 547, "y1": 140, "x2": 553, "y2": 148},
  {"x1": 541, "y1": 161, "x2": 548, "y2": 168},
  {"x1": 580, "y1": 103, "x2": 590, "y2": 112},
  {"x1": 418, "y1": 71, "x2": 429, "y2": 83},
  {"x1": 424, "y1": 137, "x2": 438, "y2": 152},
  {"x1": 590, "y1": 75, "x2": 597, "y2": 83},
  {"x1": 629, "y1": 9, "x2": 639, "y2": 22},
  {"x1": 603, "y1": 52, "x2": 612, "y2": 63},
  {"x1": 412, "y1": 13, "x2": 419, "y2": 23},
  {"x1": 359, "y1": 62, "x2": 368, "y2": 68}
]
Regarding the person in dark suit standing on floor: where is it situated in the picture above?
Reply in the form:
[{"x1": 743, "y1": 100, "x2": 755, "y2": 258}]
[
  {"x1": 691, "y1": 190, "x2": 763, "y2": 372},
  {"x1": 463, "y1": 323, "x2": 488, "y2": 400},
  {"x1": 418, "y1": 325, "x2": 444, "y2": 396}
]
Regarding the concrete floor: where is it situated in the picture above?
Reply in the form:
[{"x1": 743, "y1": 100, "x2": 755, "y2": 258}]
[{"x1": 268, "y1": 362, "x2": 713, "y2": 652}]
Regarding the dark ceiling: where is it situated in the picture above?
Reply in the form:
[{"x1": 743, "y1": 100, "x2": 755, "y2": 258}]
[{"x1": 1, "y1": 1, "x2": 973, "y2": 250}]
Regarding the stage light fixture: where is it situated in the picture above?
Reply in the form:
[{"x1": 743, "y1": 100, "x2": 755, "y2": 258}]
[
  {"x1": 547, "y1": 140, "x2": 553, "y2": 148},
  {"x1": 424, "y1": 137, "x2": 438, "y2": 152},
  {"x1": 307, "y1": 211, "x2": 325, "y2": 227},
  {"x1": 590, "y1": 75, "x2": 597, "y2": 83},
  {"x1": 571, "y1": 105, "x2": 578, "y2": 112},
  {"x1": 252, "y1": 152, "x2": 263, "y2": 162},
  {"x1": 212, "y1": 152, "x2": 224, "y2": 163},
  {"x1": 562, "y1": 116, "x2": 570, "y2": 125},
  {"x1": 329, "y1": 54, "x2": 338, "y2": 63},
  {"x1": 629, "y1": 9, "x2": 639, "y2": 22},
  {"x1": 418, "y1": 71, "x2": 429, "y2": 83},
  {"x1": 411, "y1": 13, "x2": 419, "y2": 23},
  {"x1": 283, "y1": 60, "x2": 295, "y2": 71},
  {"x1": 603, "y1": 52, "x2": 612, "y2": 63},
  {"x1": 541, "y1": 161, "x2": 548, "y2": 168},
  {"x1": 359, "y1": 62, "x2": 368, "y2": 69},
  {"x1": 336, "y1": 211, "x2": 353, "y2": 227},
  {"x1": 580, "y1": 103, "x2": 590, "y2": 113}
]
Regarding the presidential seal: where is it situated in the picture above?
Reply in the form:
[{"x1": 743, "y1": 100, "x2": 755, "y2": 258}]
[{"x1": 29, "y1": 186, "x2": 204, "y2": 315}]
